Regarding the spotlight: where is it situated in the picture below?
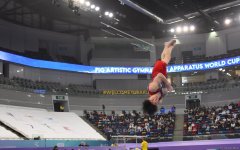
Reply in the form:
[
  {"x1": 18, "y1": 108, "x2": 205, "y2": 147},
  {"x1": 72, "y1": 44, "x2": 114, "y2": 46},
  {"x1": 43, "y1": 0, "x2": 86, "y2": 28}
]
[
  {"x1": 170, "y1": 28, "x2": 175, "y2": 33},
  {"x1": 95, "y1": 6, "x2": 100, "y2": 11},
  {"x1": 183, "y1": 26, "x2": 189, "y2": 32},
  {"x1": 176, "y1": 26, "x2": 182, "y2": 33},
  {"x1": 85, "y1": 1, "x2": 90, "y2": 6},
  {"x1": 190, "y1": 25, "x2": 195, "y2": 31},
  {"x1": 211, "y1": 28, "x2": 214, "y2": 31},
  {"x1": 105, "y1": 11, "x2": 109, "y2": 16},
  {"x1": 79, "y1": 0, "x2": 85, "y2": 4},
  {"x1": 90, "y1": 4, "x2": 95, "y2": 9},
  {"x1": 109, "y1": 12, "x2": 113, "y2": 18},
  {"x1": 224, "y1": 18, "x2": 232, "y2": 25}
]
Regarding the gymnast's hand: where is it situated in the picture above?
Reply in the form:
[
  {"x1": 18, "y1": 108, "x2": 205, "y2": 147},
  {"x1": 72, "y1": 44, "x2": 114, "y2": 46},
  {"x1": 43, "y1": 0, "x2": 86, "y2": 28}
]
[
  {"x1": 166, "y1": 84, "x2": 174, "y2": 92},
  {"x1": 149, "y1": 93, "x2": 161, "y2": 105}
]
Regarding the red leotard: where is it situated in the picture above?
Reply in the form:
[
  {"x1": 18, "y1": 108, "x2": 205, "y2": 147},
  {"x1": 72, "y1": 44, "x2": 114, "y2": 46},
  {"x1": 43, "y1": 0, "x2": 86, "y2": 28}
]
[
  {"x1": 152, "y1": 60, "x2": 167, "y2": 79},
  {"x1": 148, "y1": 60, "x2": 168, "y2": 99}
]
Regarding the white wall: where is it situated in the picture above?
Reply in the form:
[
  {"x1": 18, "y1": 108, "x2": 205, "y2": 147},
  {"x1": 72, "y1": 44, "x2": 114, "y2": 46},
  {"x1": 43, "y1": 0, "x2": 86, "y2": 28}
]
[
  {"x1": 206, "y1": 32, "x2": 227, "y2": 56},
  {"x1": 179, "y1": 42, "x2": 206, "y2": 56},
  {"x1": 155, "y1": 34, "x2": 207, "y2": 59},
  {"x1": 90, "y1": 58, "x2": 150, "y2": 66},
  {"x1": 0, "y1": 19, "x2": 81, "y2": 59},
  {"x1": 95, "y1": 79, "x2": 148, "y2": 90},
  {"x1": 154, "y1": 26, "x2": 240, "y2": 59},
  {"x1": 227, "y1": 31, "x2": 240, "y2": 50},
  {"x1": 222, "y1": 26, "x2": 240, "y2": 51},
  {"x1": 90, "y1": 37, "x2": 153, "y2": 66},
  {"x1": 182, "y1": 74, "x2": 206, "y2": 83}
]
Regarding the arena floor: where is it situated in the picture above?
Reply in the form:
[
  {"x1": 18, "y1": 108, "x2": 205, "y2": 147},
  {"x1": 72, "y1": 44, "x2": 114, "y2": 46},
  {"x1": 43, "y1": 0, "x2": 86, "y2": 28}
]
[{"x1": 120, "y1": 138, "x2": 240, "y2": 150}]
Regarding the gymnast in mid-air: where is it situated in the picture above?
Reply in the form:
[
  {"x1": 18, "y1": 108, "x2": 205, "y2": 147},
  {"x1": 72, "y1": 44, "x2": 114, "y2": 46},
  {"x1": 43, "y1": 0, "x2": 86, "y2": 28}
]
[{"x1": 143, "y1": 39, "x2": 176, "y2": 115}]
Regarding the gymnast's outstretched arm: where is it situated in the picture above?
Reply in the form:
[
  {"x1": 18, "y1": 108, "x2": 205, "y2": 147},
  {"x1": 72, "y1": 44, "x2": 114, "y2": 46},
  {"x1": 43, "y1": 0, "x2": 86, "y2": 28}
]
[{"x1": 149, "y1": 73, "x2": 173, "y2": 92}]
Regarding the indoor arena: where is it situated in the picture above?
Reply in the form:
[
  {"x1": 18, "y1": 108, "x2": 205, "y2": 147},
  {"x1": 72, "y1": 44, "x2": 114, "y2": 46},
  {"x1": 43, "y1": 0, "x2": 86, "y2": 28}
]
[{"x1": 0, "y1": 0, "x2": 240, "y2": 150}]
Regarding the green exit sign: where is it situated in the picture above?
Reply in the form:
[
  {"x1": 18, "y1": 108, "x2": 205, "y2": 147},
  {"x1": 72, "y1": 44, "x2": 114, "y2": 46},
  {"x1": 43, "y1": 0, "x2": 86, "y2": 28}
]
[
  {"x1": 56, "y1": 95, "x2": 65, "y2": 100},
  {"x1": 52, "y1": 95, "x2": 69, "y2": 101}
]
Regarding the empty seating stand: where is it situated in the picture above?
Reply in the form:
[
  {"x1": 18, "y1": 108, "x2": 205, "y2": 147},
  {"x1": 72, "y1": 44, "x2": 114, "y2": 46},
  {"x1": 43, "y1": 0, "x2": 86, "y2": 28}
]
[
  {"x1": 0, "y1": 125, "x2": 19, "y2": 139},
  {"x1": 0, "y1": 105, "x2": 105, "y2": 140}
]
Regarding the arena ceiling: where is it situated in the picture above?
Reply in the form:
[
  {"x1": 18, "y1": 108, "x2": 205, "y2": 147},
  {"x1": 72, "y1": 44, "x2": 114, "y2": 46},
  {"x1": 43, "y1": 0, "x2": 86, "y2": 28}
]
[{"x1": 0, "y1": 0, "x2": 240, "y2": 37}]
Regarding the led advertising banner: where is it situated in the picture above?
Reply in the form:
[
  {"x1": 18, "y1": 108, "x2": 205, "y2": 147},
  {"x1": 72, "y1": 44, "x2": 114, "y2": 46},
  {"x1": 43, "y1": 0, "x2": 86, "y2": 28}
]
[
  {"x1": 167, "y1": 56, "x2": 240, "y2": 72},
  {"x1": 0, "y1": 50, "x2": 239, "y2": 74}
]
